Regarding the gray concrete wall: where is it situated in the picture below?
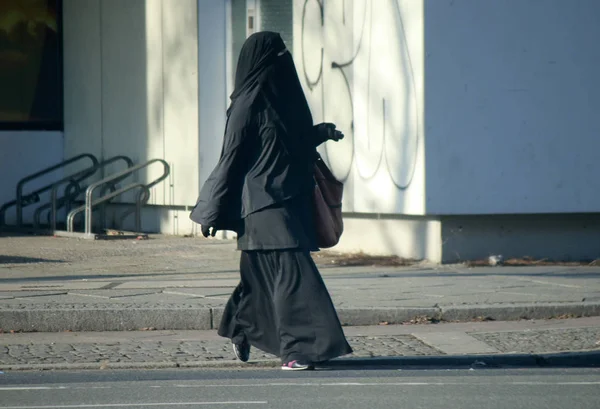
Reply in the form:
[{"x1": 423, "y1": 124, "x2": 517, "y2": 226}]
[{"x1": 440, "y1": 214, "x2": 600, "y2": 263}]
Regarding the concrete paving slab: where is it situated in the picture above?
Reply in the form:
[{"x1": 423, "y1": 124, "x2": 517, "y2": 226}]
[
  {"x1": 412, "y1": 331, "x2": 500, "y2": 355},
  {"x1": 0, "y1": 294, "x2": 221, "y2": 307},
  {"x1": 162, "y1": 288, "x2": 235, "y2": 298},
  {"x1": 330, "y1": 297, "x2": 438, "y2": 309},
  {"x1": 482, "y1": 291, "x2": 588, "y2": 303},
  {"x1": 67, "y1": 290, "x2": 162, "y2": 299},
  {"x1": 0, "y1": 291, "x2": 68, "y2": 298},
  {"x1": 116, "y1": 279, "x2": 239, "y2": 289},
  {"x1": 0, "y1": 282, "x2": 110, "y2": 291}
]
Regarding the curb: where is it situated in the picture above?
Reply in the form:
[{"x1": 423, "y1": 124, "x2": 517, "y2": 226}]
[
  {"x1": 2, "y1": 352, "x2": 599, "y2": 372},
  {"x1": 1, "y1": 302, "x2": 600, "y2": 332},
  {"x1": 0, "y1": 360, "x2": 279, "y2": 372}
]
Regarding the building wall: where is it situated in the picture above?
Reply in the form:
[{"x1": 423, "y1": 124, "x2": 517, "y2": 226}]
[
  {"x1": 289, "y1": 0, "x2": 600, "y2": 218},
  {"x1": 440, "y1": 213, "x2": 600, "y2": 263},
  {"x1": 62, "y1": 0, "x2": 200, "y2": 233},
  {"x1": 424, "y1": 0, "x2": 600, "y2": 215},
  {"x1": 282, "y1": 0, "x2": 600, "y2": 261},
  {"x1": 198, "y1": 0, "x2": 228, "y2": 189},
  {"x1": 334, "y1": 214, "x2": 442, "y2": 262},
  {"x1": 0, "y1": 131, "x2": 63, "y2": 224},
  {"x1": 229, "y1": 0, "x2": 247, "y2": 85},
  {"x1": 292, "y1": 0, "x2": 426, "y2": 216},
  {"x1": 260, "y1": 0, "x2": 293, "y2": 50}
]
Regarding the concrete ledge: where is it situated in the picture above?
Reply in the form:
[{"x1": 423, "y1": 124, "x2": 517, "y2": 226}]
[
  {"x1": 440, "y1": 302, "x2": 600, "y2": 322},
  {"x1": 440, "y1": 213, "x2": 600, "y2": 263},
  {"x1": 212, "y1": 307, "x2": 225, "y2": 329},
  {"x1": 0, "y1": 308, "x2": 212, "y2": 332},
  {"x1": 336, "y1": 308, "x2": 440, "y2": 326},
  {"x1": 2, "y1": 303, "x2": 600, "y2": 332}
]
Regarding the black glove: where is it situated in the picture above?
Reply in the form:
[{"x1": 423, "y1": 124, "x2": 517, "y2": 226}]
[
  {"x1": 201, "y1": 225, "x2": 218, "y2": 238},
  {"x1": 331, "y1": 129, "x2": 344, "y2": 141},
  {"x1": 316, "y1": 123, "x2": 344, "y2": 144}
]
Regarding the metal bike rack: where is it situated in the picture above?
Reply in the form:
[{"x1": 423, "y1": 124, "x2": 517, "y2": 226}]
[
  {"x1": 0, "y1": 153, "x2": 98, "y2": 228},
  {"x1": 59, "y1": 159, "x2": 170, "y2": 239},
  {"x1": 64, "y1": 183, "x2": 150, "y2": 238},
  {"x1": 32, "y1": 155, "x2": 134, "y2": 230}
]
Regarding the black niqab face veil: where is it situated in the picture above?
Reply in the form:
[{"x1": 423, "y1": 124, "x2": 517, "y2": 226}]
[
  {"x1": 231, "y1": 32, "x2": 284, "y2": 100},
  {"x1": 230, "y1": 32, "x2": 314, "y2": 149}
]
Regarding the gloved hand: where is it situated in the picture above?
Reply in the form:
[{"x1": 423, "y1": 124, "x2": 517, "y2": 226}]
[
  {"x1": 201, "y1": 225, "x2": 218, "y2": 238},
  {"x1": 316, "y1": 123, "x2": 344, "y2": 143}
]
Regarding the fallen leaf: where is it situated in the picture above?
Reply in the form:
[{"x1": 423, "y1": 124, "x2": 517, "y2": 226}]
[{"x1": 378, "y1": 321, "x2": 389, "y2": 326}]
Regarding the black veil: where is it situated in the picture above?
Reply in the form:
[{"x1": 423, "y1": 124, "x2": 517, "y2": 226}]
[{"x1": 229, "y1": 31, "x2": 314, "y2": 156}]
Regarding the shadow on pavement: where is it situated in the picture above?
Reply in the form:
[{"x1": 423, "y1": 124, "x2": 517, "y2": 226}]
[
  {"x1": 325, "y1": 270, "x2": 600, "y2": 280},
  {"x1": 0, "y1": 270, "x2": 241, "y2": 283},
  {"x1": 320, "y1": 351, "x2": 600, "y2": 370},
  {"x1": 0, "y1": 255, "x2": 65, "y2": 264}
]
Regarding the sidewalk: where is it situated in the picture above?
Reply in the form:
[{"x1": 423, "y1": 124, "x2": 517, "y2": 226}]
[
  {"x1": 2, "y1": 318, "x2": 599, "y2": 370},
  {"x1": 1, "y1": 234, "x2": 600, "y2": 332}
]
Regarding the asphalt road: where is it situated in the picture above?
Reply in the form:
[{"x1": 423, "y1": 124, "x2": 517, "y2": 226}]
[{"x1": 1, "y1": 368, "x2": 599, "y2": 409}]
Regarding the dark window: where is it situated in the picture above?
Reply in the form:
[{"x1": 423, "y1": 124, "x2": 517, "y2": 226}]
[{"x1": 0, "y1": 0, "x2": 63, "y2": 131}]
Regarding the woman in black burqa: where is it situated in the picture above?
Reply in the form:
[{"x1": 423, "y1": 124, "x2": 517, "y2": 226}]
[{"x1": 190, "y1": 31, "x2": 352, "y2": 371}]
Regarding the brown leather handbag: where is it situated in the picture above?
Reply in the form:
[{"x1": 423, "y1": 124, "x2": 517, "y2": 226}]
[{"x1": 313, "y1": 153, "x2": 344, "y2": 248}]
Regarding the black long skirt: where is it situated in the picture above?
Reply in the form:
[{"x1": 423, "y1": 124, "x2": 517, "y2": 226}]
[{"x1": 217, "y1": 249, "x2": 353, "y2": 363}]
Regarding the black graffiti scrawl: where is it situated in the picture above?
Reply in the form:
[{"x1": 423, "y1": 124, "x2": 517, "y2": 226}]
[{"x1": 300, "y1": 0, "x2": 419, "y2": 191}]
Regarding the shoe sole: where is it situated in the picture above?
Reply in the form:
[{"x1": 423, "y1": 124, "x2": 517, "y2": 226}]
[
  {"x1": 281, "y1": 365, "x2": 315, "y2": 371},
  {"x1": 232, "y1": 344, "x2": 249, "y2": 363}
]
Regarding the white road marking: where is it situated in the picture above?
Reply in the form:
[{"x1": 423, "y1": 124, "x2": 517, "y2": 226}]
[
  {"x1": 0, "y1": 402, "x2": 267, "y2": 409},
  {"x1": 169, "y1": 381, "x2": 600, "y2": 387},
  {"x1": 2, "y1": 380, "x2": 599, "y2": 395},
  {"x1": 518, "y1": 278, "x2": 582, "y2": 289},
  {"x1": 0, "y1": 387, "x2": 68, "y2": 391}
]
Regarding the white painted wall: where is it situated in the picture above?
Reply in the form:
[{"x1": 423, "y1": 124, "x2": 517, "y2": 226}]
[
  {"x1": 198, "y1": 0, "x2": 228, "y2": 188},
  {"x1": 292, "y1": 0, "x2": 426, "y2": 215},
  {"x1": 425, "y1": 0, "x2": 600, "y2": 215},
  {"x1": 0, "y1": 131, "x2": 63, "y2": 224},
  {"x1": 63, "y1": 0, "x2": 199, "y2": 211},
  {"x1": 333, "y1": 216, "x2": 442, "y2": 262}
]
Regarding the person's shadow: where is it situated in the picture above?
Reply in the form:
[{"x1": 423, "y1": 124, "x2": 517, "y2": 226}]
[{"x1": 314, "y1": 351, "x2": 600, "y2": 371}]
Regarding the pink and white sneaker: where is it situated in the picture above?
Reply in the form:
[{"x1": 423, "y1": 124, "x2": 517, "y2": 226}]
[{"x1": 281, "y1": 360, "x2": 315, "y2": 371}]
